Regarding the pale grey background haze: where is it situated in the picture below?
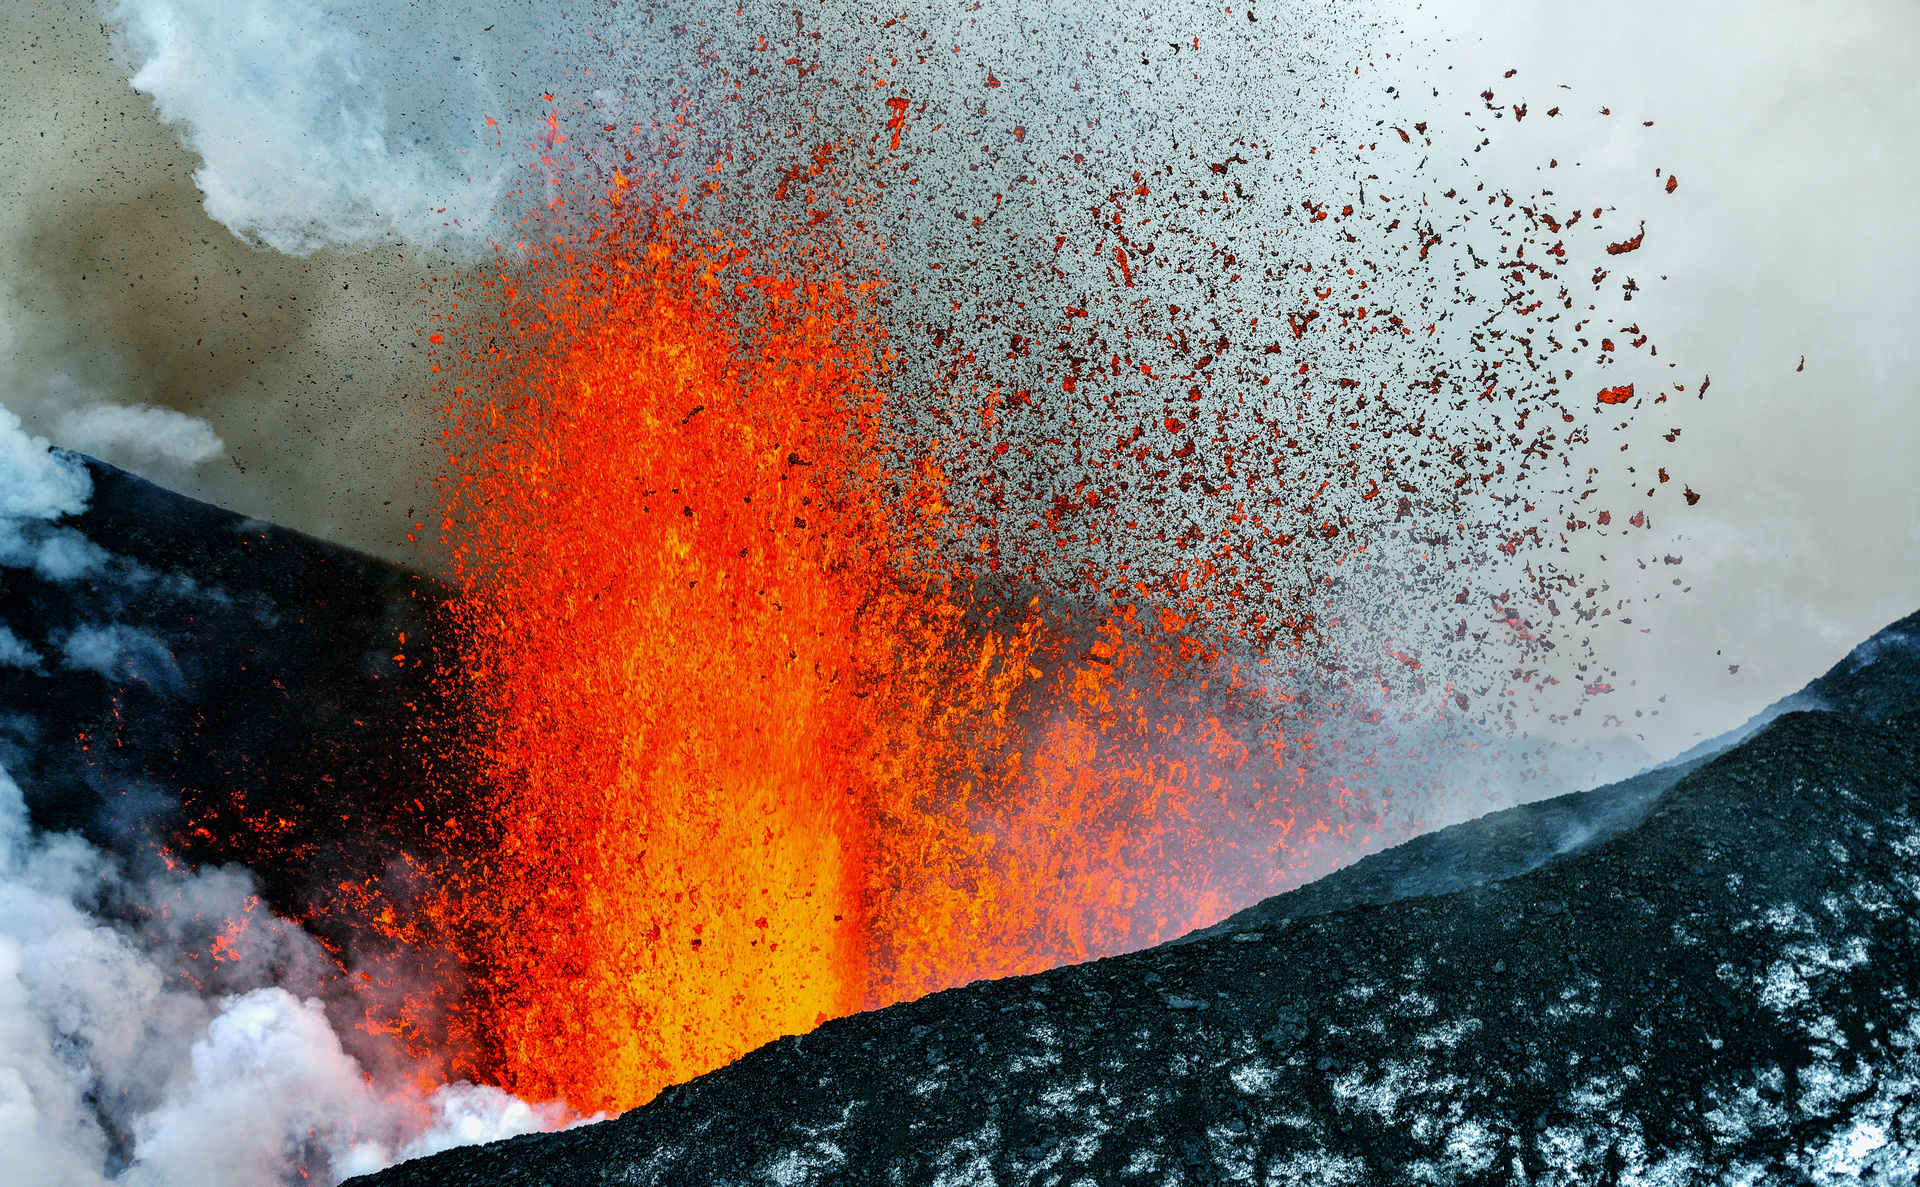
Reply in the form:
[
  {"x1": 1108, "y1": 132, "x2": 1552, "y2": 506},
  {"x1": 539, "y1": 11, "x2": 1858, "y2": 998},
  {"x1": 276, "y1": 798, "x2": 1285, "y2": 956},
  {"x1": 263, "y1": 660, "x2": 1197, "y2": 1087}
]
[{"x1": 1383, "y1": 0, "x2": 1920, "y2": 764}]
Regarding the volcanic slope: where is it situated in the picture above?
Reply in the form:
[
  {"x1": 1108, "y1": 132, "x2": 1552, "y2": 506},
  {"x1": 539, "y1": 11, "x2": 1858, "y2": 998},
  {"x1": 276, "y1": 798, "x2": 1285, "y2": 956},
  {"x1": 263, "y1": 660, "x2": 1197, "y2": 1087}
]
[
  {"x1": 354, "y1": 613, "x2": 1920, "y2": 1184},
  {"x1": 1182, "y1": 607, "x2": 1920, "y2": 940},
  {"x1": 0, "y1": 454, "x2": 467, "y2": 919}
]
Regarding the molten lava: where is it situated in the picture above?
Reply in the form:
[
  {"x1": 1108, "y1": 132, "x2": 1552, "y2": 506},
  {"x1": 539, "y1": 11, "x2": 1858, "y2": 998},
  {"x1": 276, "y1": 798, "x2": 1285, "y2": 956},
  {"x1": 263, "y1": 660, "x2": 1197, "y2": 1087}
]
[
  {"x1": 437, "y1": 230, "x2": 892, "y2": 1108},
  {"x1": 407, "y1": 57, "x2": 1705, "y2": 1109},
  {"x1": 427, "y1": 219, "x2": 1354, "y2": 1113}
]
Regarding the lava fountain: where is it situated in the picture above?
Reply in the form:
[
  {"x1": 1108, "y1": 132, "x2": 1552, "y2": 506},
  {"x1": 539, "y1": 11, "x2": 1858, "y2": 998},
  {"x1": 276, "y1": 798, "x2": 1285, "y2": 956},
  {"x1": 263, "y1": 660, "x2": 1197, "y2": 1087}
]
[
  {"x1": 424, "y1": 207, "x2": 1355, "y2": 1114},
  {"x1": 434, "y1": 222, "x2": 898, "y2": 1109},
  {"x1": 406, "y1": 40, "x2": 1702, "y2": 1111}
]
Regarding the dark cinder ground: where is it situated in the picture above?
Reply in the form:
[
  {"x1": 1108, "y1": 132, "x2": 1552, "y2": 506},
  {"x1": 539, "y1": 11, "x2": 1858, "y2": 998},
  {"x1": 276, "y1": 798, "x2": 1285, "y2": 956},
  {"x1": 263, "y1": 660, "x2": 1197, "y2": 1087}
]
[
  {"x1": 355, "y1": 613, "x2": 1920, "y2": 1185},
  {"x1": 0, "y1": 457, "x2": 469, "y2": 921}
]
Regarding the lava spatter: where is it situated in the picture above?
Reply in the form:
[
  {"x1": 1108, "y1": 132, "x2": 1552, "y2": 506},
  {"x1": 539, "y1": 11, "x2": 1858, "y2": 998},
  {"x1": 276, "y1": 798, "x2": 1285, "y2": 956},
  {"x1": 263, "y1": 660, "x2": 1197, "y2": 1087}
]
[
  {"x1": 422, "y1": 203, "x2": 1403, "y2": 1113},
  {"x1": 392, "y1": 1, "x2": 1713, "y2": 1118}
]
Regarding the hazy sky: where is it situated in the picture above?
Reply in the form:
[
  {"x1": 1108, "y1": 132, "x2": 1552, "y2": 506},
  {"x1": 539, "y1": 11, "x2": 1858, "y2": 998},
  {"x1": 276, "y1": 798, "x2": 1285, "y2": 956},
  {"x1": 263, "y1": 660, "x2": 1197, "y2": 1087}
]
[
  {"x1": 1391, "y1": 0, "x2": 1920, "y2": 760},
  {"x1": 1, "y1": 0, "x2": 1914, "y2": 771}
]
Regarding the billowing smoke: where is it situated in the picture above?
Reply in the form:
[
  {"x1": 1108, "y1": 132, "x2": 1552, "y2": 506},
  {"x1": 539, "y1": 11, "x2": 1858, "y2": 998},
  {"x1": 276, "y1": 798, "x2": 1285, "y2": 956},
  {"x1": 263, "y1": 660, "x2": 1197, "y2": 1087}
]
[
  {"x1": 0, "y1": 408, "x2": 577, "y2": 1185},
  {"x1": 0, "y1": 765, "x2": 571, "y2": 1185},
  {"x1": 107, "y1": 0, "x2": 510, "y2": 256}
]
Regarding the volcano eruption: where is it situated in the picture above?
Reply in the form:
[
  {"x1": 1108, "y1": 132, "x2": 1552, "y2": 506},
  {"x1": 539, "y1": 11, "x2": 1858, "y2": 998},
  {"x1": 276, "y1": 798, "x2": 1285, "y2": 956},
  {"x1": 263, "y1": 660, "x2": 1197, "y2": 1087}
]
[{"x1": 2, "y1": 0, "x2": 1916, "y2": 1183}]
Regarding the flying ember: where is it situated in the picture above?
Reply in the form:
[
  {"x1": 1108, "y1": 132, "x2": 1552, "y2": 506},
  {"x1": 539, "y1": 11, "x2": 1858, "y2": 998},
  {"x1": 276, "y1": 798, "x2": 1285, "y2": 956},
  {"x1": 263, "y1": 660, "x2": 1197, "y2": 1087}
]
[{"x1": 185, "y1": 5, "x2": 1711, "y2": 1129}]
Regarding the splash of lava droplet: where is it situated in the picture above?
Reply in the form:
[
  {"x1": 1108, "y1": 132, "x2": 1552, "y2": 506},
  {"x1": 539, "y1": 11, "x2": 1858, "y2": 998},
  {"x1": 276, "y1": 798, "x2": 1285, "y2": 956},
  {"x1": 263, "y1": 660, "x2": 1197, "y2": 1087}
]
[
  {"x1": 427, "y1": 211, "x2": 1338, "y2": 1114},
  {"x1": 437, "y1": 225, "x2": 896, "y2": 1110}
]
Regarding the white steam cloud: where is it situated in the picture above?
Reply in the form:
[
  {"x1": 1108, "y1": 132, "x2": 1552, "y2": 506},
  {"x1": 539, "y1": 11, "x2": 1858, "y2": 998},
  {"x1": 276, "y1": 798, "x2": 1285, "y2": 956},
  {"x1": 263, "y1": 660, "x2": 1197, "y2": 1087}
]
[
  {"x1": 105, "y1": 0, "x2": 515, "y2": 256},
  {"x1": 0, "y1": 404, "x2": 107, "y2": 582},
  {"x1": 59, "y1": 625, "x2": 188, "y2": 695},
  {"x1": 102, "y1": 0, "x2": 698, "y2": 258},
  {"x1": 0, "y1": 761, "x2": 574, "y2": 1186},
  {"x1": 54, "y1": 404, "x2": 225, "y2": 470},
  {"x1": 0, "y1": 406, "x2": 90, "y2": 534},
  {"x1": 0, "y1": 626, "x2": 41, "y2": 670}
]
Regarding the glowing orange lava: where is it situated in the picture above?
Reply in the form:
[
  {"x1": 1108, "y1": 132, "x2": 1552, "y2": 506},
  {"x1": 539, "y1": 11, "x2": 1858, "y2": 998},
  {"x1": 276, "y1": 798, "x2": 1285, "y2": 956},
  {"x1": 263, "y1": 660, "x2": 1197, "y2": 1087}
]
[
  {"x1": 436, "y1": 227, "x2": 897, "y2": 1108},
  {"x1": 429, "y1": 211, "x2": 1368, "y2": 1115}
]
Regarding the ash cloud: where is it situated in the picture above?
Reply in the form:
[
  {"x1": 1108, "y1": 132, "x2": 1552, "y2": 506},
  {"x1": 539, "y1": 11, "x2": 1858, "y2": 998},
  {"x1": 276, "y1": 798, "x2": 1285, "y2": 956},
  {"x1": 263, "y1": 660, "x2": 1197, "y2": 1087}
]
[{"x1": 0, "y1": 0, "x2": 705, "y2": 565}]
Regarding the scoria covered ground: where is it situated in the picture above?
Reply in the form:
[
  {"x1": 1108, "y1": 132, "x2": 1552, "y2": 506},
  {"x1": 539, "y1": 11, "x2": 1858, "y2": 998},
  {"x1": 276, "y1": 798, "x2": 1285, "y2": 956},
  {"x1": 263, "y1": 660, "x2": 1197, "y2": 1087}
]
[{"x1": 353, "y1": 617, "x2": 1920, "y2": 1184}]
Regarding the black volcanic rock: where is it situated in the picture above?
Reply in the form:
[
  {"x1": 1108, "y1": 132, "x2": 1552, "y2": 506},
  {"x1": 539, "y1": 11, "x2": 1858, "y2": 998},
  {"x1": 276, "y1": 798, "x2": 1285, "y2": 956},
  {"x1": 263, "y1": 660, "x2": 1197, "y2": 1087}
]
[
  {"x1": 1186, "y1": 607, "x2": 1920, "y2": 940},
  {"x1": 353, "y1": 642, "x2": 1920, "y2": 1182},
  {"x1": 0, "y1": 455, "x2": 470, "y2": 920},
  {"x1": 1181, "y1": 760, "x2": 1694, "y2": 945}
]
